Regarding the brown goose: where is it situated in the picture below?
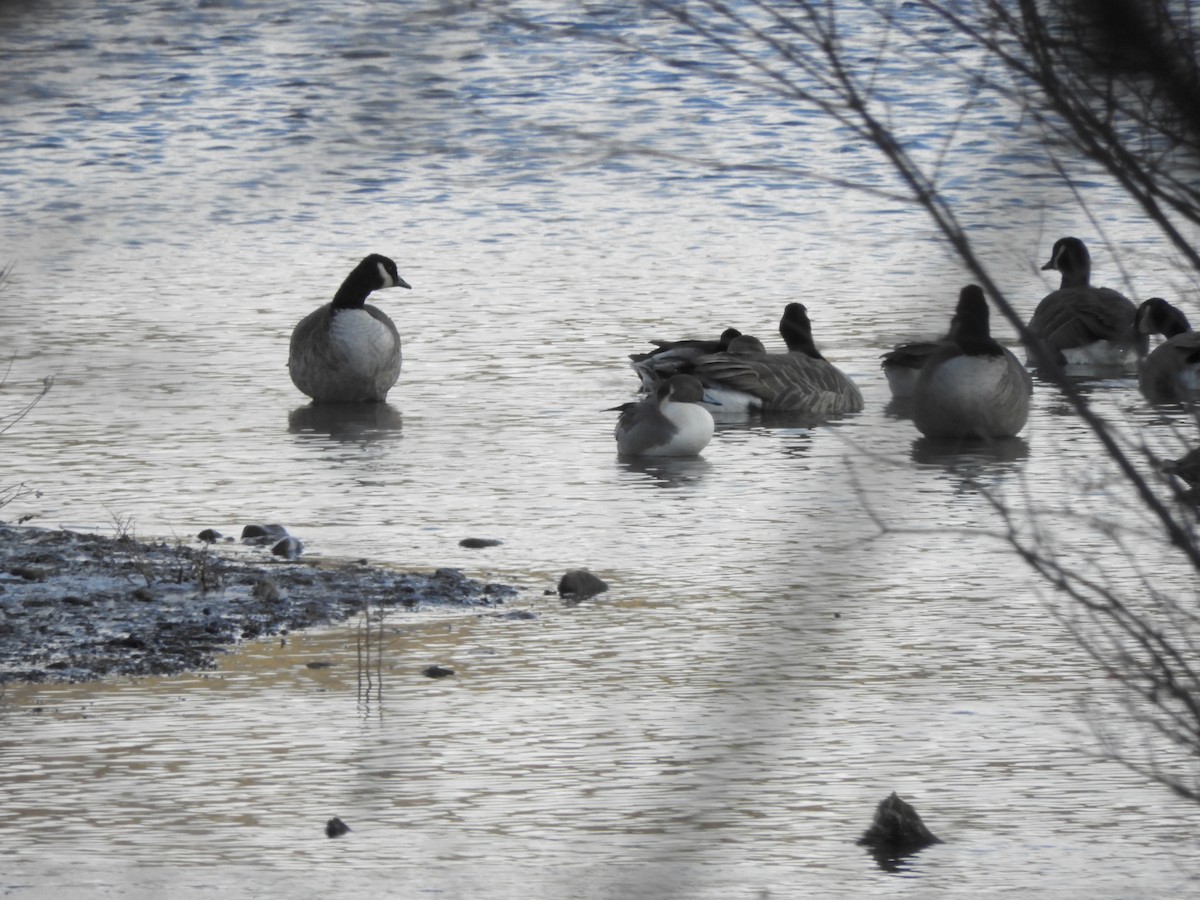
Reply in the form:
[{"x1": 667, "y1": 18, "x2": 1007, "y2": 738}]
[
  {"x1": 1024, "y1": 237, "x2": 1145, "y2": 367},
  {"x1": 1135, "y1": 297, "x2": 1200, "y2": 403},
  {"x1": 635, "y1": 303, "x2": 862, "y2": 418}
]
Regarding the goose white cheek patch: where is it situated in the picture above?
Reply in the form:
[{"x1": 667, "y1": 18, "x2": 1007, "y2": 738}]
[{"x1": 377, "y1": 261, "x2": 396, "y2": 288}]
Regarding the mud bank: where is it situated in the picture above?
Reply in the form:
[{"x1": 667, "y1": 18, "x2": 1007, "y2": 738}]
[{"x1": 0, "y1": 524, "x2": 518, "y2": 684}]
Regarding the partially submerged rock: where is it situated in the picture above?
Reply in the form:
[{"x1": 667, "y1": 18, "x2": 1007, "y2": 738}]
[
  {"x1": 459, "y1": 537, "x2": 502, "y2": 549},
  {"x1": 324, "y1": 817, "x2": 351, "y2": 838},
  {"x1": 557, "y1": 569, "x2": 609, "y2": 600},
  {"x1": 857, "y1": 792, "x2": 942, "y2": 854}
]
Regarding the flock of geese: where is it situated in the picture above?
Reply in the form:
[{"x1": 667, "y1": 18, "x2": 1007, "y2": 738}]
[{"x1": 286, "y1": 238, "x2": 1200, "y2": 458}]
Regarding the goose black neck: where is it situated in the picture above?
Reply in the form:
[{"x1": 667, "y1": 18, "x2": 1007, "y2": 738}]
[
  {"x1": 954, "y1": 286, "x2": 1004, "y2": 357},
  {"x1": 780, "y1": 304, "x2": 824, "y2": 360},
  {"x1": 332, "y1": 266, "x2": 377, "y2": 310}
]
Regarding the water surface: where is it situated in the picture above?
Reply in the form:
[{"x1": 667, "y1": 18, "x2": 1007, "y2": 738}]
[{"x1": 2, "y1": 2, "x2": 1199, "y2": 897}]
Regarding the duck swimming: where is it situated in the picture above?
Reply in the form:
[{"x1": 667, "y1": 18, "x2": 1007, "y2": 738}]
[
  {"x1": 1025, "y1": 237, "x2": 1145, "y2": 368},
  {"x1": 913, "y1": 285, "x2": 1032, "y2": 439},
  {"x1": 614, "y1": 374, "x2": 716, "y2": 457},
  {"x1": 288, "y1": 254, "x2": 410, "y2": 404}
]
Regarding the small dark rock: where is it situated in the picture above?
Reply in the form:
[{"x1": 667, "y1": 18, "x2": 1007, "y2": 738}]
[
  {"x1": 497, "y1": 609, "x2": 538, "y2": 620},
  {"x1": 305, "y1": 660, "x2": 335, "y2": 669},
  {"x1": 197, "y1": 528, "x2": 222, "y2": 544},
  {"x1": 241, "y1": 524, "x2": 289, "y2": 545},
  {"x1": 557, "y1": 569, "x2": 609, "y2": 599},
  {"x1": 251, "y1": 578, "x2": 280, "y2": 601},
  {"x1": 11, "y1": 565, "x2": 49, "y2": 582},
  {"x1": 422, "y1": 664, "x2": 455, "y2": 678},
  {"x1": 130, "y1": 587, "x2": 155, "y2": 602},
  {"x1": 459, "y1": 537, "x2": 502, "y2": 549},
  {"x1": 857, "y1": 792, "x2": 942, "y2": 854},
  {"x1": 271, "y1": 537, "x2": 304, "y2": 560},
  {"x1": 325, "y1": 817, "x2": 351, "y2": 838}
]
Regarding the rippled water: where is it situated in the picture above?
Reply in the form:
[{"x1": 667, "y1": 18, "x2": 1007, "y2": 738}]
[{"x1": 3, "y1": 1, "x2": 1200, "y2": 897}]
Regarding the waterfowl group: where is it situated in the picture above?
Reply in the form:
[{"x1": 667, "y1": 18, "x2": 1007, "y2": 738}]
[
  {"x1": 631, "y1": 302, "x2": 863, "y2": 419},
  {"x1": 289, "y1": 237, "x2": 1193, "y2": 459},
  {"x1": 288, "y1": 254, "x2": 410, "y2": 404}
]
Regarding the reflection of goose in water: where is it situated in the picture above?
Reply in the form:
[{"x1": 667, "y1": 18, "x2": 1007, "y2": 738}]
[
  {"x1": 613, "y1": 374, "x2": 715, "y2": 457},
  {"x1": 1024, "y1": 237, "x2": 1145, "y2": 368},
  {"x1": 1134, "y1": 297, "x2": 1200, "y2": 403},
  {"x1": 288, "y1": 254, "x2": 410, "y2": 403},
  {"x1": 287, "y1": 402, "x2": 403, "y2": 441},
  {"x1": 913, "y1": 285, "x2": 1032, "y2": 440},
  {"x1": 632, "y1": 303, "x2": 863, "y2": 419}
]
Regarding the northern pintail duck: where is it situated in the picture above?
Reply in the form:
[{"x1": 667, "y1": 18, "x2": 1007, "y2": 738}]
[
  {"x1": 288, "y1": 254, "x2": 411, "y2": 403},
  {"x1": 632, "y1": 303, "x2": 863, "y2": 417},
  {"x1": 913, "y1": 285, "x2": 1032, "y2": 439},
  {"x1": 614, "y1": 374, "x2": 716, "y2": 457},
  {"x1": 629, "y1": 327, "x2": 742, "y2": 390},
  {"x1": 1025, "y1": 237, "x2": 1145, "y2": 367},
  {"x1": 1135, "y1": 297, "x2": 1200, "y2": 403}
]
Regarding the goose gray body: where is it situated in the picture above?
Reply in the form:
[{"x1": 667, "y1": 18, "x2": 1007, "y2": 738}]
[
  {"x1": 632, "y1": 304, "x2": 863, "y2": 418},
  {"x1": 288, "y1": 254, "x2": 410, "y2": 404},
  {"x1": 914, "y1": 285, "x2": 1032, "y2": 439},
  {"x1": 614, "y1": 374, "x2": 715, "y2": 457},
  {"x1": 1025, "y1": 237, "x2": 1144, "y2": 367},
  {"x1": 1135, "y1": 297, "x2": 1200, "y2": 403}
]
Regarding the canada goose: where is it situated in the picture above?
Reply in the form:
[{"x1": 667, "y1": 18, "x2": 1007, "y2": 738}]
[
  {"x1": 288, "y1": 254, "x2": 410, "y2": 403},
  {"x1": 1163, "y1": 446, "x2": 1200, "y2": 489},
  {"x1": 913, "y1": 285, "x2": 1032, "y2": 439},
  {"x1": 614, "y1": 374, "x2": 716, "y2": 457},
  {"x1": 1135, "y1": 297, "x2": 1200, "y2": 403},
  {"x1": 632, "y1": 303, "x2": 863, "y2": 418},
  {"x1": 1025, "y1": 237, "x2": 1145, "y2": 367}
]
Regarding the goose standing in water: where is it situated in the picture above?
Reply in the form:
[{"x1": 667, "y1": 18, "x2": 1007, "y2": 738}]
[
  {"x1": 913, "y1": 285, "x2": 1032, "y2": 439},
  {"x1": 1024, "y1": 237, "x2": 1145, "y2": 368},
  {"x1": 288, "y1": 254, "x2": 410, "y2": 403},
  {"x1": 614, "y1": 374, "x2": 716, "y2": 457},
  {"x1": 632, "y1": 303, "x2": 863, "y2": 418},
  {"x1": 1134, "y1": 297, "x2": 1200, "y2": 403}
]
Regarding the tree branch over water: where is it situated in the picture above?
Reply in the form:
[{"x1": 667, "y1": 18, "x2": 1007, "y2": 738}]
[{"x1": 507, "y1": 0, "x2": 1200, "y2": 797}]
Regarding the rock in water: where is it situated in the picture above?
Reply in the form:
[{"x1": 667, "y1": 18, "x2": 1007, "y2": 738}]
[
  {"x1": 557, "y1": 569, "x2": 609, "y2": 599},
  {"x1": 325, "y1": 816, "x2": 351, "y2": 838},
  {"x1": 857, "y1": 792, "x2": 941, "y2": 853}
]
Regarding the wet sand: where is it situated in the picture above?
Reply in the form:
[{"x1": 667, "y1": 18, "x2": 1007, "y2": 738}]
[{"x1": 0, "y1": 524, "x2": 518, "y2": 683}]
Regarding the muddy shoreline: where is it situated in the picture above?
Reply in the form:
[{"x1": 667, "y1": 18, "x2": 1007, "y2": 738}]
[{"x1": 0, "y1": 524, "x2": 520, "y2": 684}]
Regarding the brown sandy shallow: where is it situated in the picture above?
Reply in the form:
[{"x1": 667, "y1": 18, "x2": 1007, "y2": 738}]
[{"x1": 0, "y1": 524, "x2": 519, "y2": 684}]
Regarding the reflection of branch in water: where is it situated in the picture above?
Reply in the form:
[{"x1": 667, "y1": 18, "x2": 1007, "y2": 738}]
[
  {"x1": 849, "y1": 443, "x2": 1200, "y2": 804},
  {"x1": 356, "y1": 600, "x2": 385, "y2": 714},
  {"x1": 0, "y1": 370, "x2": 54, "y2": 438}
]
